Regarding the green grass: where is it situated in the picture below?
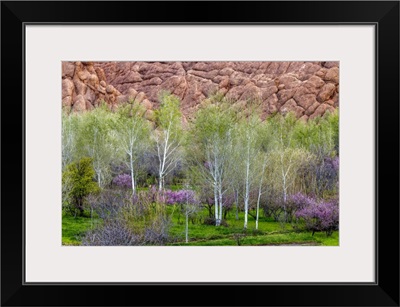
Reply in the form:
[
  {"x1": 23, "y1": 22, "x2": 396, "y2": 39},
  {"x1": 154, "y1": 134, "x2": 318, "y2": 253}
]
[
  {"x1": 166, "y1": 207, "x2": 338, "y2": 246},
  {"x1": 62, "y1": 207, "x2": 339, "y2": 246},
  {"x1": 62, "y1": 213, "x2": 100, "y2": 245},
  {"x1": 169, "y1": 230, "x2": 338, "y2": 246}
]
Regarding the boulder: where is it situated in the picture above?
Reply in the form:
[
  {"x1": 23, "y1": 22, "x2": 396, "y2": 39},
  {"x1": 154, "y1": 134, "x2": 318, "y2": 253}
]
[
  {"x1": 317, "y1": 83, "x2": 336, "y2": 102},
  {"x1": 280, "y1": 99, "x2": 304, "y2": 118},
  {"x1": 72, "y1": 95, "x2": 86, "y2": 112}
]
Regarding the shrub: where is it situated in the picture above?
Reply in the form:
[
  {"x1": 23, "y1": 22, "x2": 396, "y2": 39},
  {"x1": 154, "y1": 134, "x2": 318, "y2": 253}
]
[
  {"x1": 295, "y1": 198, "x2": 339, "y2": 236},
  {"x1": 203, "y1": 217, "x2": 216, "y2": 225},
  {"x1": 316, "y1": 156, "x2": 339, "y2": 196},
  {"x1": 62, "y1": 157, "x2": 100, "y2": 216},
  {"x1": 82, "y1": 214, "x2": 172, "y2": 246},
  {"x1": 82, "y1": 220, "x2": 139, "y2": 246},
  {"x1": 87, "y1": 189, "x2": 128, "y2": 220},
  {"x1": 288, "y1": 192, "x2": 317, "y2": 210},
  {"x1": 112, "y1": 174, "x2": 132, "y2": 189},
  {"x1": 297, "y1": 156, "x2": 339, "y2": 197},
  {"x1": 202, "y1": 217, "x2": 228, "y2": 227}
]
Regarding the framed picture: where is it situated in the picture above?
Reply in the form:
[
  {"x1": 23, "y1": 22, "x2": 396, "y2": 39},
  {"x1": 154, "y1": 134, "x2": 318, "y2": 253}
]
[{"x1": 2, "y1": 1, "x2": 399, "y2": 306}]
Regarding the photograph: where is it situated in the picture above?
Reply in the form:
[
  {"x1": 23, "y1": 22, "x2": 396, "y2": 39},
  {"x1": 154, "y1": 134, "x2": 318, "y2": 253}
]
[
  {"x1": 2, "y1": 0, "x2": 399, "y2": 305},
  {"x1": 62, "y1": 61, "x2": 339, "y2": 246}
]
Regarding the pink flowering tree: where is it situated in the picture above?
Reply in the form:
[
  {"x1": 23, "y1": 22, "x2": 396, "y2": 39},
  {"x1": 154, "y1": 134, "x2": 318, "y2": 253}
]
[
  {"x1": 165, "y1": 189, "x2": 200, "y2": 243},
  {"x1": 292, "y1": 193, "x2": 339, "y2": 236}
]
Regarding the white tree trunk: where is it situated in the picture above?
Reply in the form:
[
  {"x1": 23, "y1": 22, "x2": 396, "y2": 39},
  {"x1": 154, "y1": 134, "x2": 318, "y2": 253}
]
[
  {"x1": 218, "y1": 185, "x2": 223, "y2": 224},
  {"x1": 243, "y1": 150, "x2": 250, "y2": 229},
  {"x1": 244, "y1": 190, "x2": 249, "y2": 229},
  {"x1": 256, "y1": 190, "x2": 261, "y2": 230},
  {"x1": 129, "y1": 152, "x2": 136, "y2": 195},
  {"x1": 256, "y1": 157, "x2": 267, "y2": 230},
  {"x1": 158, "y1": 173, "x2": 163, "y2": 191},
  {"x1": 185, "y1": 211, "x2": 189, "y2": 243},
  {"x1": 234, "y1": 189, "x2": 239, "y2": 220},
  {"x1": 282, "y1": 167, "x2": 287, "y2": 221},
  {"x1": 95, "y1": 167, "x2": 102, "y2": 189},
  {"x1": 244, "y1": 185, "x2": 249, "y2": 229},
  {"x1": 214, "y1": 182, "x2": 219, "y2": 226}
]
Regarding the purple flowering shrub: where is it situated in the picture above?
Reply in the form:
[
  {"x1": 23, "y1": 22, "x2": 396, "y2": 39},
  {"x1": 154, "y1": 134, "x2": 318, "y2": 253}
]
[
  {"x1": 165, "y1": 189, "x2": 198, "y2": 205},
  {"x1": 288, "y1": 192, "x2": 316, "y2": 209},
  {"x1": 112, "y1": 174, "x2": 132, "y2": 189},
  {"x1": 294, "y1": 195, "x2": 339, "y2": 236}
]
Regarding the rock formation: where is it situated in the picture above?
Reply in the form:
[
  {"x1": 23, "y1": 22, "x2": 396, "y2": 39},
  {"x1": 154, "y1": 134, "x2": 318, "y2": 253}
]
[{"x1": 62, "y1": 61, "x2": 339, "y2": 120}]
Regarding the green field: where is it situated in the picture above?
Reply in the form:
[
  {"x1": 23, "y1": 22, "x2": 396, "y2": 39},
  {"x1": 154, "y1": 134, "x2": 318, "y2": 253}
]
[
  {"x1": 62, "y1": 208, "x2": 338, "y2": 246},
  {"x1": 62, "y1": 213, "x2": 101, "y2": 245}
]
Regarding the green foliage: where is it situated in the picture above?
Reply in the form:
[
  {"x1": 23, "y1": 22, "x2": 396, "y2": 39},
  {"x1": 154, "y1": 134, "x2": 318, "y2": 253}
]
[
  {"x1": 116, "y1": 99, "x2": 146, "y2": 118},
  {"x1": 154, "y1": 91, "x2": 182, "y2": 130},
  {"x1": 62, "y1": 112, "x2": 81, "y2": 169},
  {"x1": 268, "y1": 112, "x2": 299, "y2": 149},
  {"x1": 294, "y1": 110, "x2": 339, "y2": 157},
  {"x1": 76, "y1": 105, "x2": 120, "y2": 187},
  {"x1": 62, "y1": 157, "x2": 100, "y2": 216},
  {"x1": 191, "y1": 103, "x2": 236, "y2": 146}
]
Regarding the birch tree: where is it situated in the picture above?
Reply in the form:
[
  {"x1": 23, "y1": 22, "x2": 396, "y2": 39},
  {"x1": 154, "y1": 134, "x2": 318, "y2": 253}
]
[
  {"x1": 270, "y1": 113, "x2": 311, "y2": 222},
  {"x1": 255, "y1": 153, "x2": 268, "y2": 230},
  {"x1": 190, "y1": 104, "x2": 235, "y2": 226},
  {"x1": 254, "y1": 121, "x2": 273, "y2": 229},
  {"x1": 235, "y1": 115, "x2": 263, "y2": 229},
  {"x1": 115, "y1": 103, "x2": 151, "y2": 195},
  {"x1": 153, "y1": 92, "x2": 183, "y2": 191},
  {"x1": 76, "y1": 106, "x2": 116, "y2": 188},
  {"x1": 62, "y1": 112, "x2": 79, "y2": 170}
]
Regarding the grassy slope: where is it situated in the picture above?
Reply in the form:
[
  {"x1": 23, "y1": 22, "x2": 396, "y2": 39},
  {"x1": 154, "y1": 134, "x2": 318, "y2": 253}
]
[
  {"x1": 62, "y1": 213, "x2": 100, "y2": 245},
  {"x1": 62, "y1": 207, "x2": 338, "y2": 246},
  {"x1": 168, "y1": 209, "x2": 338, "y2": 246}
]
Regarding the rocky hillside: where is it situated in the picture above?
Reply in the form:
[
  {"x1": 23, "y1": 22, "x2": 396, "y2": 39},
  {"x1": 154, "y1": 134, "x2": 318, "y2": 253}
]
[{"x1": 62, "y1": 61, "x2": 339, "y2": 121}]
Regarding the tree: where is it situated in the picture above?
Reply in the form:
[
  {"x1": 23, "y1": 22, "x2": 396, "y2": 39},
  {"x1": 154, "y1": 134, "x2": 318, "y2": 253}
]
[
  {"x1": 189, "y1": 104, "x2": 235, "y2": 226},
  {"x1": 235, "y1": 113, "x2": 263, "y2": 229},
  {"x1": 153, "y1": 92, "x2": 183, "y2": 191},
  {"x1": 293, "y1": 194, "x2": 339, "y2": 236},
  {"x1": 62, "y1": 157, "x2": 100, "y2": 216},
  {"x1": 165, "y1": 189, "x2": 200, "y2": 243},
  {"x1": 294, "y1": 111, "x2": 339, "y2": 197},
  {"x1": 269, "y1": 113, "x2": 312, "y2": 222},
  {"x1": 255, "y1": 153, "x2": 269, "y2": 230},
  {"x1": 75, "y1": 105, "x2": 118, "y2": 188},
  {"x1": 115, "y1": 102, "x2": 151, "y2": 195},
  {"x1": 62, "y1": 112, "x2": 79, "y2": 170}
]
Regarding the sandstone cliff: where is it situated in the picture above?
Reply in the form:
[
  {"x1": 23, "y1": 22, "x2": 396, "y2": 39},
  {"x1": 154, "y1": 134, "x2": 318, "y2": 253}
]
[{"x1": 62, "y1": 61, "x2": 339, "y2": 121}]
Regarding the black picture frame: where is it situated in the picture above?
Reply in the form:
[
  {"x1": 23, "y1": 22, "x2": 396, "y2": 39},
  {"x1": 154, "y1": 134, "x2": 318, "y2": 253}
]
[{"x1": 1, "y1": 1, "x2": 399, "y2": 306}]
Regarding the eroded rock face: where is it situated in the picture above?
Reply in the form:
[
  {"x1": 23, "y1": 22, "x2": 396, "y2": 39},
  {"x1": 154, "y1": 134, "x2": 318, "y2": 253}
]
[
  {"x1": 63, "y1": 61, "x2": 339, "y2": 119},
  {"x1": 61, "y1": 61, "x2": 149, "y2": 113}
]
